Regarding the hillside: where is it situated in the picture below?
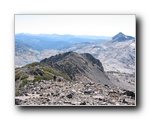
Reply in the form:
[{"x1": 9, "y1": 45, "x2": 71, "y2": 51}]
[
  {"x1": 40, "y1": 52, "x2": 112, "y2": 85},
  {"x1": 15, "y1": 41, "x2": 59, "y2": 67},
  {"x1": 15, "y1": 52, "x2": 112, "y2": 87}
]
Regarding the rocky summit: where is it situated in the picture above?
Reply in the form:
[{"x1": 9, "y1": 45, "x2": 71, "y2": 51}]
[
  {"x1": 15, "y1": 52, "x2": 135, "y2": 106},
  {"x1": 15, "y1": 79, "x2": 135, "y2": 106}
]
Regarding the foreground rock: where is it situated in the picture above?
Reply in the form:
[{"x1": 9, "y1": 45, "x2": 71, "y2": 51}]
[{"x1": 15, "y1": 79, "x2": 135, "y2": 106}]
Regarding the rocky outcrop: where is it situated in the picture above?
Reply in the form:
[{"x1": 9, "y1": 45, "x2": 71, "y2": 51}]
[
  {"x1": 15, "y1": 79, "x2": 135, "y2": 106},
  {"x1": 81, "y1": 53, "x2": 104, "y2": 72}
]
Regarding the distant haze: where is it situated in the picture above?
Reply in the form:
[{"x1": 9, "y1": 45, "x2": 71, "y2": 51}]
[{"x1": 15, "y1": 15, "x2": 135, "y2": 37}]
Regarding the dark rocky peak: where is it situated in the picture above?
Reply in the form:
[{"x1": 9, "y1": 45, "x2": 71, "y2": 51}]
[
  {"x1": 40, "y1": 52, "x2": 110, "y2": 85},
  {"x1": 40, "y1": 52, "x2": 103, "y2": 70},
  {"x1": 111, "y1": 32, "x2": 134, "y2": 42}
]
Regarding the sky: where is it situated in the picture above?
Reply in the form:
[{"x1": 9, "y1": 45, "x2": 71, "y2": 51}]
[{"x1": 15, "y1": 15, "x2": 135, "y2": 37}]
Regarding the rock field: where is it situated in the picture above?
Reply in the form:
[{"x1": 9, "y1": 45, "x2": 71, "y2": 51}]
[{"x1": 15, "y1": 79, "x2": 135, "y2": 106}]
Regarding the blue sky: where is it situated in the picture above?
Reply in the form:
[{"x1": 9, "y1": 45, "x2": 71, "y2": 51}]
[{"x1": 15, "y1": 15, "x2": 135, "y2": 37}]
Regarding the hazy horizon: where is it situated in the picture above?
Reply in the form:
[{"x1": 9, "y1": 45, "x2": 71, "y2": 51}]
[
  {"x1": 15, "y1": 32, "x2": 135, "y2": 38},
  {"x1": 15, "y1": 15, "x2": 135, "y2": 37}
]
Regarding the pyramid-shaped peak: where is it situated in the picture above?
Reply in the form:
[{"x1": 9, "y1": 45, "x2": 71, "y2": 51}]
[
  {"x1": 114, "y1": 32, "x2": 125, "y2": 37},
  {"x1": 112, "y1": 32, "x2": 134, "y2": 42},
  {"x1": 118, "y1": 32, "x2": 124, "y2": 35}
]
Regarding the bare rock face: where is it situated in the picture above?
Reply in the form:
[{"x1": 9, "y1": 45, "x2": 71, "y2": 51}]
[{"x1": 81, "y1": 53, "x2": 104, "y2": 72}]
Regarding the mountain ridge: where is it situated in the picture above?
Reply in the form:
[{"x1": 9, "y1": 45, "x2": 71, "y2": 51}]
[
  {"x1": 15, "y1": 33, "x2": 110, "y2": 51},
  {"x1": 40, "y1": 51, "x2": 111, "y2": 85}
]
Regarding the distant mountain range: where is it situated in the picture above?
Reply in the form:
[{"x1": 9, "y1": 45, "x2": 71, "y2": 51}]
[
  {"x1": 15, "y1": 32, "x2": 135, "y2": 74},
  {"x1": 15, "y1": 33, "x2": 111, "y2": 67},
  {"x1": 16, "y1": 33, "x2": 111, "y2": 51}
]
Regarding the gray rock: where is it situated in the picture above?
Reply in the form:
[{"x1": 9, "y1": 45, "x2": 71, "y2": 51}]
[
  {"x1": 92, "y1": 95, "x2": 105, "y2": 100},
  {"x1": 109, "y1": 99, "x2": 116, "y2": 104},
  {"x1": 123, "y1": 90, "x2": 135, "y2": 98},
  {"x1": 66, "y1": 93, "x2": 73, "y2": 99},
  {"x1": 80, "y1": 101, "x2": 86, "y2": 105},
  {"x1": 123, "y1": 98, "x2": 135, "y2": 105},
  {"x1": 84, "y1": 90, "x2": 92, "y2": 95},
  {"x1": 15, "y1": 99, "x2": 22, "y2": 105}
]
